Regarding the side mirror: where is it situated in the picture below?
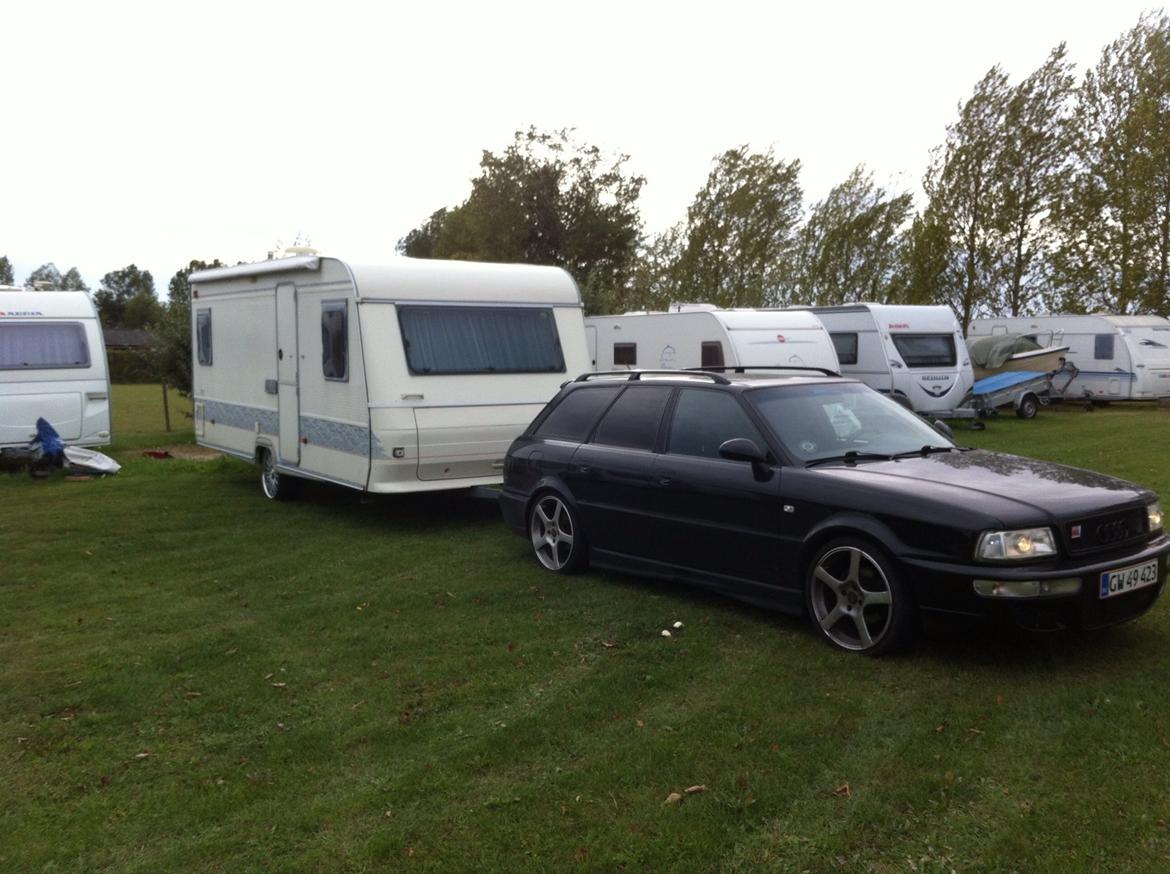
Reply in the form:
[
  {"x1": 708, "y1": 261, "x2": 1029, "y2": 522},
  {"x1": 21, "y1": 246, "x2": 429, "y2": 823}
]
[
  {"x1": 932, "y1": 419, "x2": 954, "y2": 440},
  {"x1": 718, "y1": 437, "x2": 767, "y2": 464}
]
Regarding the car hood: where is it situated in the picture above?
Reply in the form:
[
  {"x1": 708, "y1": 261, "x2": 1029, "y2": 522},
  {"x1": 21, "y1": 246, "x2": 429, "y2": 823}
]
[{"x1": 809, "y1": 449, "x2": 1153, "y2": 525}]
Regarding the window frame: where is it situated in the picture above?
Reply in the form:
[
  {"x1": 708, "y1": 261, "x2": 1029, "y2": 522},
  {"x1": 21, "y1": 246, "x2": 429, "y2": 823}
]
[
  {"x1": 321, "y1": 299, "x2": 349, "y2": 382},
  {"x1": 700, "y1": 341, "x2": 725, "y2": 369},
  {"x1": 890, "y1": 333, "x2": 956, "y2": 368},
  {"x1": 830, "y1": 332, "x2": 859, "y2": 366},
  {"x1": 397, "y1": 304, "x2": 566, "y2": 376},
  {"x1": 1094, "y1": 333, "x2": 1116, "y2": 360},
  {"x1": 666, "y1": 386, "x2": 768, "y2": 461},
  {"x1": 0, "y1": 321, "x2": 91, "y2": 371},
  {"x1": 589, "y1": 384, "x2": 674, "y2": 452},
  {"x1": 196, "y1": 309, "x2": 212, "y2": 366},
  {"x1": 613, "y1": 342, "x2": 637, "y2": 367}
]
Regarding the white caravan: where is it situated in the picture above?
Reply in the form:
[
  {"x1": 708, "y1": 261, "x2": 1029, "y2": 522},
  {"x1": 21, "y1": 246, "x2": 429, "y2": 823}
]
[
  {"x1": 189, "y1": 255, "x2": 591, "y2": 498},
  {"x1": 0, "y1": 288, "x2": 111, "y2": 452},
  {"x1": 585, "y1": 305, "x2": 840, "y2": 374},
  {"x1": 799, "y1": 304, "x2": 975, "y2": 414},
  {"x1": 968, "y1": 314, "x2": 1170, "y2": 400}
]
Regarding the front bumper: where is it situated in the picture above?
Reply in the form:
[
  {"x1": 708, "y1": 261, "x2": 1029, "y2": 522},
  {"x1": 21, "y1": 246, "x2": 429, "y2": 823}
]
[{"x1": 902, "y1": 535, "x2": 1170, "y2": 630}]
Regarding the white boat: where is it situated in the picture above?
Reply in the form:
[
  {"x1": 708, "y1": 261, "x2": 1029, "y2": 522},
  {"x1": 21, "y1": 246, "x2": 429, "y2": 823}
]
[{"x1": 966, "y1": 334, "x2": 1070, "y2": 381}]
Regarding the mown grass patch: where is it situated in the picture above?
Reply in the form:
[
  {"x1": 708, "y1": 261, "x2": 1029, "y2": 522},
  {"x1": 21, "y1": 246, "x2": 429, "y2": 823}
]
[{"x1": 2, "y1": 391, "x2": 1170, "y2": 871}]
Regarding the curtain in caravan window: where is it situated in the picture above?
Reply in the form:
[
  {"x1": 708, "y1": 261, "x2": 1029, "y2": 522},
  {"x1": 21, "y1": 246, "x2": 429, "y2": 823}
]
[
  {"x1": 0, "y1": 323, "x2": 90, "y2": 369},
  {"x1": 398, "y1": 306, "x2": 566, "y2": 374}
]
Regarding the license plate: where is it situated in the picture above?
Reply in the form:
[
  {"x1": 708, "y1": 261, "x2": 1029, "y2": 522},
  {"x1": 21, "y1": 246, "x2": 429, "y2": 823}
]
[{"x1": 1099, "y1": 559, "x2": 1161, "y2": 599}]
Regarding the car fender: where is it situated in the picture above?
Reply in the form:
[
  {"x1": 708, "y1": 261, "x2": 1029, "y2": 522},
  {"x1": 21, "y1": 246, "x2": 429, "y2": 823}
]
[
  {"x1": 526, "y1": 475, "x2": 580, "y2": 516},
  {"x1": 798, "y1": 512, "x2": 907, "y2": 573}
]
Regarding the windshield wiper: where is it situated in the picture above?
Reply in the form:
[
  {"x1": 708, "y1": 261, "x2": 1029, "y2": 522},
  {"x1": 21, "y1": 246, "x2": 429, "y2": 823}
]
[
  {"x1": 805, "y1": 450, "x2": 896, "y2": 467},
  {"x1": 891, "y1": 445, "x2": 956, "y2": 459}
]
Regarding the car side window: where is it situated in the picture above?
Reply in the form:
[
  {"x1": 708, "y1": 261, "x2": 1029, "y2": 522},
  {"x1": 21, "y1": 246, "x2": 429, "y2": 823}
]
[
  {"x1": 668, "y1": 389, "x2": 766, "y2": 459},
  {"x1": 592, "y1": 385, "x2": 672, "y2": 450},
  {"x1": 534, "y1": 385, "x2": 621, "y2": 441}
]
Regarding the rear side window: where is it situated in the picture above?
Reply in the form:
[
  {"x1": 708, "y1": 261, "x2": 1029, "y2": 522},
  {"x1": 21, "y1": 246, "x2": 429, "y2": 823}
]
[
  {"x1": 1095, "y1": 333, "x2": 1115, "y2": 360},
  {"x1": 534, "y1": 386, "x2": 621, "y2": 441},
  {"x1": 0, "y1": 322, "x2": 90, "y2": 369},
  {"x1": 613, "y1": 343, "x2": 636, "y2": 366},
  {"x1": 668, "y1": 389, "x2": 766, "y2": 459},
  {"x1": 592, "y1": 385, "x2": 672, "y2": 451},
  {"x1": 398, "y1": 306, "x2": 565, "y2": 375},
  {"x1": 321, "y1": 300, "x2": 348, "y2": 380},
  {"x1": 700, "y1": 341, "x2": 724, "y2": 368},
  {"x1": 891, "y1": 334, "x2": 955, "y2": 368},
  {"x1": 830, "y1": 332, "x2": 858, "y2": 365},
  {"x1": 196, "y1": 309, "x2": 212, "y2": 365}
]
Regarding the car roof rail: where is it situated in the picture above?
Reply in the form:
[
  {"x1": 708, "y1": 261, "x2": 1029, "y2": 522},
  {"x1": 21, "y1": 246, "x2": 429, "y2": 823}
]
[
  {"x1": 574, "y1": 369, "x2": 732, "y2": 385},
  {"x1": 685, "y1": 365, "x2": 841, "y2": 378}
]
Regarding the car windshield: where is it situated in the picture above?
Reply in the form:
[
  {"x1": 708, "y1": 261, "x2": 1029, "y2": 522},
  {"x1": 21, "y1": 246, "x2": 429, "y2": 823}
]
[{"x1": 746, "y1": 382, "x2": 954, "y2": 463}]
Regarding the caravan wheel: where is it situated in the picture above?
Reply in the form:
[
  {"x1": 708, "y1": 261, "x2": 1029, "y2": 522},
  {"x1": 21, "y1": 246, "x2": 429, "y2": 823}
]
[{"x1": 259, "y1": 449, "x2": 299, "y2": 501}]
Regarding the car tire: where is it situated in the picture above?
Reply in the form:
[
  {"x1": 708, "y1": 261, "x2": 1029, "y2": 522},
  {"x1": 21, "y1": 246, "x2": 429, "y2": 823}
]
[
  {"x1": 528, "y1": 492, "x2": 588, "y2": 574},
  {"x1": 259, "y1": 449, "x2": 299, "y2": 501},
  {"x1": 805, "y1": 537, "x2": 915, "y2": 656},
  {"x1": 1016, "y1": 394, "x2": 1039, "y2": 419}
]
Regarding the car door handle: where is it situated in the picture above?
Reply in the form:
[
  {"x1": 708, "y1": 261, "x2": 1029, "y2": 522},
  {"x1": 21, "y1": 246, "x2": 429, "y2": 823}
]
[
  {"x1": 573, "y1": 465, "x2": 591, "y2": 475},
  {"x1": 658, "y1": 477, "x2": 673, "y2": 487}
]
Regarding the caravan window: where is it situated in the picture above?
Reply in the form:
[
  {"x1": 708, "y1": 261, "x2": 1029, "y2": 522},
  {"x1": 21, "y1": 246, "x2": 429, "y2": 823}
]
[
  {"x1": 398, "y1": 306, "x2": 565, "y2": 375},
  {"x1": 830, "y1": 332, "x2": 858, "y2": 365},
  {"x1": 891, "y1": 334, "x2": 955, "y2": 368},
  {"x1": 0, "y1": 322, "x2": 90, "y2": 369},
  {"x1": 700, "y1": 341, "x2": 725, "y2": 368},
  {"x1": 196, "y1": 309, "x2": 212, "y2": 365},
  {"x1": 1094, "y1": 334, "x2": 1115, "y2": 360},
  {"x1": 613, "y1": 343, "x2": 637, "y2": 366},
  {"x1": 321, "y1": 300, "x2": 348, "y2": 381}
]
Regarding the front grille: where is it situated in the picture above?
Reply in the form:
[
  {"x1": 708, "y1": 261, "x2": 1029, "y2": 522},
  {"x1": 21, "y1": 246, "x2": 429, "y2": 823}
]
[{"x1": 1064, "y1": 508, "x2": 1148, "y2": 556}]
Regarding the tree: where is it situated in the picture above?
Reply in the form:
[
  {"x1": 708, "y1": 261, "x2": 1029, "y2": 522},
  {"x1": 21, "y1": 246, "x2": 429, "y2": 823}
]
[
  {"x1": 672, "y1": 146, "x2": 803, "y2": 308},
  {"x1": 95, "y1": 264, "x2": 158, "y2": 328},
  {"x1": 922, "y1": 66, "x2": 1011, "y2": 331},
  {"x1": 401, "y1": 127, "x2": 645, "y2": 313},
  {"x1": 25, "y1": 263, "x2": 88, "y2": 290},
  {"x1": 396, "y1": 208, "x2": 449, "y2": 258},
  {"x1": 154, "y1": 259, "x2": 224, "y2": 395},
  {"x1": 0, "y1": 256, "x2": 13, "y2": 285},
  {"x1": 792, "y1": 165, "x2": 913, "y2": 305},
  {"x1": 893, "y1": 210, "x2": 954, "y2": 306},
  {"x1": 623, "y1": 225, "x2": 685, "y2": 312},
  {"x1": 1050, "y1": 14, "x2": 1170, "y2": 313},
  {"x1": 993, "y1": 44, "x2": 1076, "y2": 316}
]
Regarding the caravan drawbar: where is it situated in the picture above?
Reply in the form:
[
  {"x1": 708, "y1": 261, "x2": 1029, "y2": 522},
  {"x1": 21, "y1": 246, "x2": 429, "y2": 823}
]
[{"x1": 189, "y1": 255, "x2": 591, "y2": 498}]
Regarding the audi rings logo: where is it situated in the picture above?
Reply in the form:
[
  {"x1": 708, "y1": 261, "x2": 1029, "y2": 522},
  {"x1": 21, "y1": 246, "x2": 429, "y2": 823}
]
[{"x1": 1095, "y1": 519, "x2": 1129, "y2": 543}]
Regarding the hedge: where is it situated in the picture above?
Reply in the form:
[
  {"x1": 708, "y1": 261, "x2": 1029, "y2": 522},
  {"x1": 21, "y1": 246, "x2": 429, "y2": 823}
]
[{"x1": 107, "y1": 348, "x2": 159, "y2": 384}]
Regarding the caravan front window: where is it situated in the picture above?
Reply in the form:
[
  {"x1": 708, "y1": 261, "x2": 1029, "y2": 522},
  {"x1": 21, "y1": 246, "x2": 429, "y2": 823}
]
[
  {"x1": 398, "y1": 306, "x2": 566, "y2": 375},
  {"x1": 891, "y1": 334, "x2": 955, "y2": 368},
  {"x1": 0, "y1": 322, "x2": 90, "y2": 369}
]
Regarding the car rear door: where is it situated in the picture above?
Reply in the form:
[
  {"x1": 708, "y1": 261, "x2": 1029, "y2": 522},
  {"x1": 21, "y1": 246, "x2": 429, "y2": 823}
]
[{"x1": 565, "y1": 384, "x2": 673, "y2": 560}]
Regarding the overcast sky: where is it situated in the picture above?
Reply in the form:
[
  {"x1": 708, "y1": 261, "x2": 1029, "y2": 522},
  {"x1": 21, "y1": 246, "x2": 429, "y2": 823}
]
[{"x1": 3, "y1": 1, "x2": 1162, "y2": 293}]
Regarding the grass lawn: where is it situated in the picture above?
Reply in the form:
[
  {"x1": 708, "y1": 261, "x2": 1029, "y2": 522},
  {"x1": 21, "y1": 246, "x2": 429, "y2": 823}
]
[{"x1": 3, "y1": 388, "x2": 1170, "y2": 872}]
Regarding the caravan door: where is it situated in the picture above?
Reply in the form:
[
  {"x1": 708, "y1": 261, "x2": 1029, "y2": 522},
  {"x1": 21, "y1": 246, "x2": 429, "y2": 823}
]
[{"x1": 276, "y1": 283, "x2": 301, "y2": 464}]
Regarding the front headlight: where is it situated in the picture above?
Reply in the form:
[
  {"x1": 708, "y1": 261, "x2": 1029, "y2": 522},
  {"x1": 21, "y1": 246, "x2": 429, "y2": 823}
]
[
  {"x1": 1150, "y1": 501, "x2": 1164, "y2": 533},
  {"x1": 977, "y1": 527, "x2": 1057, "y2": 560}
]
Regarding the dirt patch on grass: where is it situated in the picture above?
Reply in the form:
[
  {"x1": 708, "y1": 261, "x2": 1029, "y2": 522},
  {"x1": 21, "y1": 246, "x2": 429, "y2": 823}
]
[{"x1": 143, "y1": 445, "x2": 224, "y2": 461}]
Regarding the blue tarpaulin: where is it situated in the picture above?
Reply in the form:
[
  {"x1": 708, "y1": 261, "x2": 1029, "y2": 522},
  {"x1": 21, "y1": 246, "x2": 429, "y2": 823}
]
[
  {"x1": 972, "y1": 371, "x2": 1045, "y2": 396},
  {"x1": 33, "y1": 417, "x2": 64, "y2": 458}
]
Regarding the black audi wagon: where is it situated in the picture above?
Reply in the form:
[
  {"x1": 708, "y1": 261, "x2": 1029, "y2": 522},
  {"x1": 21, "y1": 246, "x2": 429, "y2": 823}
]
[{"x1": 499, "y1": 369, "x2": 1168, "y2": 655}]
